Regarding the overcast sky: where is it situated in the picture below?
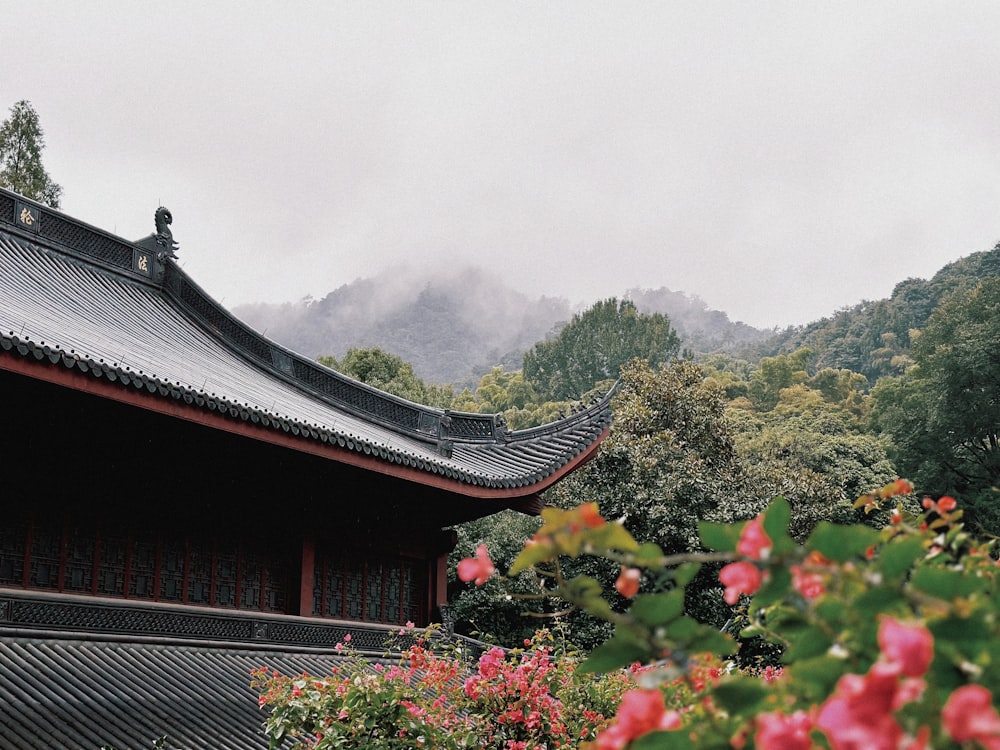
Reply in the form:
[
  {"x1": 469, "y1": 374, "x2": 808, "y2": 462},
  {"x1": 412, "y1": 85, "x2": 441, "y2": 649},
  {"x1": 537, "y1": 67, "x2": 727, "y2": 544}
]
[{"x1": 5, "y1": 2, "x2": 1000, "y2": 329}]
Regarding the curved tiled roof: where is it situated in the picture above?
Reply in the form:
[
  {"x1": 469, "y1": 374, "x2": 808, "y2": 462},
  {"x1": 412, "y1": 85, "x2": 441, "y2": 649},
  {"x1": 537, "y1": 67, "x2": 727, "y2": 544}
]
[{"x1": 0, "y1": 189, "x2": 612, "y2": 495}]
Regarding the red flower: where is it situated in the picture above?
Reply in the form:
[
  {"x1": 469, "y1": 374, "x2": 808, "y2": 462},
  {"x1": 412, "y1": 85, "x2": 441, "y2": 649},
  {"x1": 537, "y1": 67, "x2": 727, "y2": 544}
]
[
  {"x1": 881, "y1": 478, "x2": 913, "y2": 498},
  {"x1": 719, "y1": 561, "x2": 763, "y2": 605},
  {"x1": 878, "y1": 616, "x2": 934, "y2": 678},
  {"x1": 457, "y1": 544, "x2": 496, "y2": 586},
  {"x1": 594, "y1": 689, "x2": 681, "y2": 750},
  {"x1": 737, "y1": 515, "x2": 772, "y2": 560},
  {"x1": 577, "y1": 502, "x2": 607, "y2": 528},
  {"x1": 614, "y1": 567, "x2": 641, "y2": 598},
  {"x1": 755, "y1": 710, "x2": 813, "y2": 750},
  {"x1": 942, "y1": 685, "x2": 1000, "y2": 749}
]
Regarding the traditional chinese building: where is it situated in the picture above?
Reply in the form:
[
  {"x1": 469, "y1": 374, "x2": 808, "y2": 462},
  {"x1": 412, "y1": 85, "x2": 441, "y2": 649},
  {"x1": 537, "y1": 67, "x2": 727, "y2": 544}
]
[{"x1": 0, "y1": 187, "x2": 613, "y2": 748}]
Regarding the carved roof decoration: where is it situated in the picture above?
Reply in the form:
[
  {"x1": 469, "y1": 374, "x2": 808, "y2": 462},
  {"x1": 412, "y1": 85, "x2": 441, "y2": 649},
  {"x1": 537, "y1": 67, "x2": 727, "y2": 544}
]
[{"x1": 0, "y1": 188, "x2": 613, "y2": 498}]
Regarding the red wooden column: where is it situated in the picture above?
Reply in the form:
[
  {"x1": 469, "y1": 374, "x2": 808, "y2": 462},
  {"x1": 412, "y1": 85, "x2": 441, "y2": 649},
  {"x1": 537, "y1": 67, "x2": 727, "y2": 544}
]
[
  {"x1": 299, "y1": 535, "x2": 316, "y2": 617},
  {"x1": 432, "y1": 552, "x2": 449, "y2": 624}
]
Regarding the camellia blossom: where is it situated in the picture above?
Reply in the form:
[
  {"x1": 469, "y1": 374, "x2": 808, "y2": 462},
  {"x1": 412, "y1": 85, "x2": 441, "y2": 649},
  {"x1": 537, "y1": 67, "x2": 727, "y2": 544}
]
[
  {"x1": 457, "y1": 544, "x2": 496, "y2": 586},
  {"x1": 817, "y1": 662, "x2": 905, "y2": 750},
  {"x1": 942, "y1": 685, "x2": 1000, "y2": 749},
  {"x1": 878, "y1": 616, "x2": 934, "y2": 678},
  {"x1": 755, "y1": 710, "x2": 814, "y2": 750},
  {"x1": 719, "y1": 561, "x2": 763, "y2": 605},
  {"x1": 614, "y1": 567, "x2": 641, "y2": 598},
  {"x1": 791, "y1": 562, "x2": 825, "y2": 599},
  {"x1": 594, "y1": 689, "x2": 681, "y2": 750},
  {"x1": 737, "y1": 515, "x2": 772, "y2": 560},
  {"x1": 922, "y1": 495, "x2": 958, "y2": 515}
]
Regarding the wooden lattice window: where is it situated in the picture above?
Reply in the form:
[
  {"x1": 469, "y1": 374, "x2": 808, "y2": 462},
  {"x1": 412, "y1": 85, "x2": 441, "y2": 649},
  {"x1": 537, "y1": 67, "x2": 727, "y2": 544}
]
[
  {"x1": 313, "y1": 549, "x2": 426, "y2": 625},
  {"x1": 0, "y1": 516, "x2": 290, "y2": 614}
]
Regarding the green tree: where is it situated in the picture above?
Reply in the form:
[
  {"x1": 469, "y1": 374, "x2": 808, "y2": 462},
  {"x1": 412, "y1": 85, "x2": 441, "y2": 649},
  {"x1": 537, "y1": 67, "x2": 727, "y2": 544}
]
[
  {"x1": 0, "y1": 100, "x2": 62, "y2": 207},
  {"x1": 522, "y1": 298, "x2": 680, "y2": 402},
  {"x1": 473, "y1": 366, "x2": 537, "y2": 414},
  {"x1": 872, "y1": 279, "x2": 1000, "y2": 530},
  {"x1": 746, "y1": 348, "x2": 812, "y2": 411},
  {"x1": 319, "y1": 347, "x2": 455, "y2": 408}
]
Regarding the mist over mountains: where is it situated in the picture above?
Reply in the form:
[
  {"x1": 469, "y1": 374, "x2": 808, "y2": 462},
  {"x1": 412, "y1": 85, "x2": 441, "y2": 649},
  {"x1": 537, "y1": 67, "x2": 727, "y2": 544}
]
[
  {"x1": 232, "y1": 241, "x2": 1000, "y2": 388},
  {"x1": 232, "y1": 265, "x2": 771, "y2": 387}
]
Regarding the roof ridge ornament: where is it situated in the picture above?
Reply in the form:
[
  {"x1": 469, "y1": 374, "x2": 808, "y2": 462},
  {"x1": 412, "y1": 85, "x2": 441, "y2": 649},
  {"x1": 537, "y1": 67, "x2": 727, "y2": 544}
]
[
  {"x1": 153, "y1": 207, "x2": 179, "y2": 259},
  {"x1": 135, "y1": 206, "x2": 179, "y2": 262}
]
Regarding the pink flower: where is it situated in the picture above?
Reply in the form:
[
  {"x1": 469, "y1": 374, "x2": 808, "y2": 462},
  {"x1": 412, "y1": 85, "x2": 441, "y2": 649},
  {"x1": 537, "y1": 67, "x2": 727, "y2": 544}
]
[
  {"x1": 457, "y1": 544, "x2": 496, "y2": 586},
  {"x1": 737, "y1": 515, "x2": 772, "y2": 559},
  {"x1": 817, "y1": 662, "x2": 904, "y2": 750},
  {"x1": 755, "y1": 710, "x2": 813, "y2": 750},
  {"x1": 878, "y1": 616, "x2": 934, "y2": 678},
  {"x1": 594, "y1": 689, "x2": 681, "y2": 750},
  {"x1": 942, "y1": 685, "x2": 1000, "y2": 749},
  {"x1": 719, "y1": 561, "x2": 763, "y2": 605},
  {"x1": 614, "y1": 567, "x2": 641, "y2": 598},
  {"x1": 791, "y1": 566, "x2": 825, "y2": 599}
]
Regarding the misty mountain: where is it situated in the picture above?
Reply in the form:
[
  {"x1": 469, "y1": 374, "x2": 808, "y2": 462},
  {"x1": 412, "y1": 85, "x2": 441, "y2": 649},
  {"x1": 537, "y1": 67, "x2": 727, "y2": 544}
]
[
  {"x1": 232, "y1": 266, "x2": 768, "y2": 387},
  {"x1": 234, "y1": 267, "x2": 573, "y2": 388}
]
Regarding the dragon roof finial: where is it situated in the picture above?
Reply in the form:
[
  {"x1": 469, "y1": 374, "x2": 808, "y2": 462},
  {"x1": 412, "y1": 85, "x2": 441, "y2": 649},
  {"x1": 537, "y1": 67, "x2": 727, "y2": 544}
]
[{"x1": 153, "y1": 206, "x2": 179, "y2": 259}]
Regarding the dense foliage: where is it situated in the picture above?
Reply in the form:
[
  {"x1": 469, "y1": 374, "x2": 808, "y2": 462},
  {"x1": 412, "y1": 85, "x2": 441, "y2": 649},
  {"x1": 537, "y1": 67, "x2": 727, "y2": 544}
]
[
  {"x1": 871, "y1": 277, "x2": 1000, "y2": 532},
  {"x1": 523, "y1": 299, "x2": 680, "y2": 402},
  {"x1": 0, "y1": 99, "x2": 62, "y2": 207},
  {"x1": 450, "y1": 356, "x2": 894, "y2": 648},
  {"x1": 754, "y1": 242, "x2": 1000, "y2": 382}
]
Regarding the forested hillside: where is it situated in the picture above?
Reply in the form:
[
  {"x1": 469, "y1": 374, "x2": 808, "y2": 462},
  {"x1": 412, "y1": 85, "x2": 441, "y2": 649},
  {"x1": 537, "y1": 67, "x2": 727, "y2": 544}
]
[
  {"x1": 233, "y1": 269, "x2": 769, "y2": 386},
  {"x1": 751, "y1": 242, "x2": 1000, "y2": 382}
]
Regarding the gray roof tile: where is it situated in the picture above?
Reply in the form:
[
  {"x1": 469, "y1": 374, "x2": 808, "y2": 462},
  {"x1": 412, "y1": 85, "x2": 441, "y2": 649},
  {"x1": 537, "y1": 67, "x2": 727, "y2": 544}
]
[{"x1": 0, "y1": 189, "x2": 613, "y2": 496}]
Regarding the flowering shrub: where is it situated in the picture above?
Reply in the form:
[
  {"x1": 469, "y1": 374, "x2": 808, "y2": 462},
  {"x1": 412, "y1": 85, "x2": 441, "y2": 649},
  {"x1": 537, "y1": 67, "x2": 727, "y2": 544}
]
[
  {"x1": 253, "y1": 627, "x2": 637, "y2": 749},
  {"x1": 479, "y1": 480, "x2": 1000, "y2": 749}
]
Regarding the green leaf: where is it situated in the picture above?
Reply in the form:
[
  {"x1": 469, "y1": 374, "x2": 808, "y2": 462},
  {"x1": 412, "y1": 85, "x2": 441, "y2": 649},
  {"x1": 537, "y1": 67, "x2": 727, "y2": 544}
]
[
  {"x1": 689, "y1": 628, "x2": 738, "y2": 657},
  {"x1": 631, "y1": 590, "x2": 686, "y2": 627},
  {"x1": 763, "y1": 496, "x2": 797, "y2": 555},
  {"x1": 673, "y1": 561, "x2": 702, "y2": 587},
  {"x1": 806, "y1": 522, "x2": 880, "y2": 562},
  {"x1": 911, "y1": 566, "x2": 986, "y2": 600},
  {"x1": 712, "y1": 677, "x2": 768, "y2": 715},
  {"x1": 508, "y1": 542, "x2": 553, "y2": 576},
  {"x1": 590, "y1": 521, "x2": 641, "y2": 553},
  {"x1": 581, "y1": 634, "x2": 653, "y2": 673},
  {"x1": 877, "y1": 536, "x2": 925, "y2": 581},
  {"x1": 782, "y1": 624, "x2": 833, "y2": 662},
  {"x1": 564, "y1": 574, "x2": 603, "y2": 601},
  {"x1": 631, "y1": 731, "x2": 692, "y2": 750},
  {"x1": 583, "y1": 596, "x2": 615, "y2": 619},
  {"x1": 633, "y1": 541, "x2": 666, "y2": 564},
  {"x1": 750, "y1": 565, "x2": 792, "y2": 609},
  {"x1": 787, "y1": 655, "x2": 850, "y2": 702},
  {"x1": 698, "y1": 520, "x2": 741, "y2": 552}
]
